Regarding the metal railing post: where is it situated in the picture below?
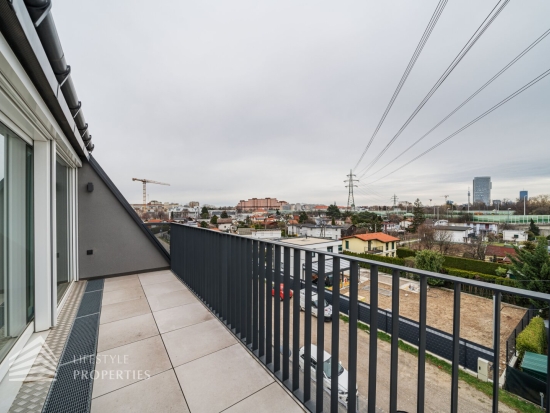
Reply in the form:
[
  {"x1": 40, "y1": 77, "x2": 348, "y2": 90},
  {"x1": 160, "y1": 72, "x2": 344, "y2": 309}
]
[
  {"x1": 451, "y1": 282, "x2": 461, "y2": 413},
  {"x1": 292, "y1": 248, "x2": 301, "y2": 393},
  {"x1": 283, "y1": 246, "x2": 291, "y2": 384},
  {"x1": 367, "y1": 264, "x2": 378, "y2": 413},
  {"x1": 266, "y1": 244, "x2": 273, "y2": 367},
  {"x1": 331, "y1": 257, "x2": 341, "y2": 412},
  {"x1": 304, "y1": 250, "x2": 313, "y2": 405},
  {"x1": 348, "y1": 261, "x2": 359, "y2": 413},
  {"x1": 417, "y1": 275, "x2": 428, "y2": 413},
  {"x1": 389, "y1": 268, "x2": 400, "y2": 413},
  {"x1": 316, "y1": 254, "x2": 325, "y2": 413},
  {"x1": 492, "y1": 291, "x2": 501, "y2": 413},
  {"x1": 274, "y1": 244, "x2": 281, "y2": 373}
]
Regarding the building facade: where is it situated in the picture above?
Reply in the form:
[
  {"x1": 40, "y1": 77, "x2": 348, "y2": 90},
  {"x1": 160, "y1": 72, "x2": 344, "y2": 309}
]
[
  {"x1": 287, "y1": 224, "x2": 342, "y2": 240},
  {"x1": 236, "y1": 197, "x2": 288, "y2": 211},
  {"x1": 473, "y1": 176, "x2": 492, "y2": 205},
  {"x1": 341, "y1": 233, "x2": 400, "y2": 257}
]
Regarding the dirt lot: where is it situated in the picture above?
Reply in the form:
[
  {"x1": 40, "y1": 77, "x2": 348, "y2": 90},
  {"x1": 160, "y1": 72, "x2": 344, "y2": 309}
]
[
  {"x1": 273, "y1": 302, "x2": 517, "y2": 412},
  {"x1": 339, "y1": 270, "x2": 527, "y2": 372}
]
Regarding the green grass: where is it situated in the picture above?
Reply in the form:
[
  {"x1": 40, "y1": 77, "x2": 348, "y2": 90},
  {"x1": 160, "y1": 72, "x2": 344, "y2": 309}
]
[{"x1": 339, "y1": 314, "x2": 543, "y2": 412}]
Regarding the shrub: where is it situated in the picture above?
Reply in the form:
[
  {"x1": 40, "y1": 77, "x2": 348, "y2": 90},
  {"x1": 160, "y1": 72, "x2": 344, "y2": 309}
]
[
  {"x1": 516, "y1": 316, "x2": 546, "y2": 361},
  {"x1": 397, "y1": 248, "x2": 508, "y2": 276},
  {"x1": 415, "y1": 250, "x2": 445, "y2": 286},
  {"x1": 342, "y1": 251, "x2": 404, "y2": 274},
  {"x1": 396, "y1": 248, "x2": 416, "y2": 258}
]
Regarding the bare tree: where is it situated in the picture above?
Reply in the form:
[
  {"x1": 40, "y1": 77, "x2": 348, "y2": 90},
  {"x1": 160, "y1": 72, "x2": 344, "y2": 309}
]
[
  {"x1": 417, "y1": 223, "x2": 436, "y2": 251},
  {"x1": 465, "y1": 237, "x2": 486, "y2": 260},
  {"x1": 434, "y1": 229, "x2": 453, "y2": 254}
]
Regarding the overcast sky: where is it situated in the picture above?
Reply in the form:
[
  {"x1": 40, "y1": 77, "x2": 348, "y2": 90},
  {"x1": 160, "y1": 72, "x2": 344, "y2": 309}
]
[{"x1": 52, "y1": 0, "x2": 549, "y2": 207}]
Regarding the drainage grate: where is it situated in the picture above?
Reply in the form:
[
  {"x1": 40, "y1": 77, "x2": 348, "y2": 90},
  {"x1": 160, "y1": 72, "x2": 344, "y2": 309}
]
[
  {"x1": 59, "y1": 313, "x2": 100, "y2": 365},
  {"x1": 42, "y1": 361, "x2": 95, "y2": 413},
  {"x1": 41, "y1": 279, "x2": 104, "y2": 413},
  {"x1": 85, "y1": 279, "x2": 104, "y2": 293},
  {"x1": 76, "y1": 290, "x2": 102, "y2": 317}
]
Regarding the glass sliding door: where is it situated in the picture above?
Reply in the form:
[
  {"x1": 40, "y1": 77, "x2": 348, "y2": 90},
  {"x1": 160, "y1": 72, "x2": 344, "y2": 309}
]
[
  {"x1": 56, "y1": 159, "x2": 70, "y2": 301},
  {"x1": 0, "y1": 122, "x2": 34, "y2": 362}
]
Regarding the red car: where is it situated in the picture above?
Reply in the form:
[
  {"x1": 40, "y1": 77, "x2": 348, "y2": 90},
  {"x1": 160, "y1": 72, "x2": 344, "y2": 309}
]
[{"x1": 272, "y1": 283, "x2": 293, "y2": 300}]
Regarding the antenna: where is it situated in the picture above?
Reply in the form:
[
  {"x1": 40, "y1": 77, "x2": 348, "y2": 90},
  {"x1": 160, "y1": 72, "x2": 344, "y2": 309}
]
[{"x1": 345, "y1": 170, "x2": 359, "y2": 211}]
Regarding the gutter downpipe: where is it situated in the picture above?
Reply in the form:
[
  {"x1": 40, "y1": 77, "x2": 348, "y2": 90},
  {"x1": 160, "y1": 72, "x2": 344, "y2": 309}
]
[{"x1": 24, "y1": 0, "x2": 94, "y2": 152}]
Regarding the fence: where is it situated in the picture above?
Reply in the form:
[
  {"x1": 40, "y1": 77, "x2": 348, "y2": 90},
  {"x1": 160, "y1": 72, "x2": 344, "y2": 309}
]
[
  {"x1": 170, "y1": 223, "x2": 550, "y2": 413},
  {"x1": 505, "y1": 307, "x2": 533, "y2": 365},
  {"x1": 311, "y1": 284, "x2": 494, "y2": 372}
]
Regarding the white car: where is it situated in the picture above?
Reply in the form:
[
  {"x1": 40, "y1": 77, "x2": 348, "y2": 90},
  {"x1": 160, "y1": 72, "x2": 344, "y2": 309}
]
[
  {"x1": 298, "y1": 345, "x2": 357, "y2": 405},
  {"x1": 300, "y1": 289, "x2": 332, "y2": 321}
]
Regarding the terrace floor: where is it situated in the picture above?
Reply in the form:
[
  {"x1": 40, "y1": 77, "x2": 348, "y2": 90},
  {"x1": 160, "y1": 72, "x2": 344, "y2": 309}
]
[{"x1": 92, "y1": 270, "x2": 304, "y2": 412}]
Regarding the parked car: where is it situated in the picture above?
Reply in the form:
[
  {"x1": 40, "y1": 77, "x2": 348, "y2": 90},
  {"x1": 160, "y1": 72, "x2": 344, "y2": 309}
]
[
  {"x1": 300, "y1": 289, "x2": 332, "y2": 321},
  {"x1": 272, "y1": 283, "x2": 293, "y2": 300},
  {"x1": 298, "y1": 345, "x2": 357, "y2": 406}
]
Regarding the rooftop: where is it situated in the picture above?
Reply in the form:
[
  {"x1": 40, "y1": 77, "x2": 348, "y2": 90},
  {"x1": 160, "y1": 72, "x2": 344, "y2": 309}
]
[
  {"x1": 278, "y1": 237, "x2": 340, "y2": 246},
  {"x1": 342, "y1": 233, "x2": 400, "y2": 242}
]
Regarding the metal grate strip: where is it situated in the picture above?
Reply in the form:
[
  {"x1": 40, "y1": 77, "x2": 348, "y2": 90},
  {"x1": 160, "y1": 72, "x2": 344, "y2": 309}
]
[
  {"x1": 76, "y1": 290, "x2": 102, "y2": 318},
  {"x1": 59, "y1": 313, "x2": 100, "y2": 366},
  {"x1": 85, "y1": 279, "x2": 104, "y2": 293}
]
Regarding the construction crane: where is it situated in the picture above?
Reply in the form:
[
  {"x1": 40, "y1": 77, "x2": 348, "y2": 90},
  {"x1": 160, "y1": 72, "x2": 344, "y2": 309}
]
[{"x1": 132, "y1": 178, "x2": 170, "y2": 209}]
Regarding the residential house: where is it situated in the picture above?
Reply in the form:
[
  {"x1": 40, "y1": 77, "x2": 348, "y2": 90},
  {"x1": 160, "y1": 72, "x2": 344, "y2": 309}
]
[
  {"x1": 236, "y1": 228, "x2": 282, "y2": 239},
  {"x1": 287, "y1": 224, "x2": 342, "y2": 240},
  {"x1": 503, "y1": 230, "x2": 528, "y2": 242},
  {"x1": 342, "y1": 233, "x2": 400, "y2": 257},
  {"x1": 485, "y1": 245, "x2": 517, "y2": 263},
  {"x1": 433, "y1": 225, "x2": 474, "y2": 243},
  {"x1": 278, "y1": 237, "x2": 342, "y2": 279},
  {"x1": 216, "y1": 218, "x2": 233, "y2": 231}
]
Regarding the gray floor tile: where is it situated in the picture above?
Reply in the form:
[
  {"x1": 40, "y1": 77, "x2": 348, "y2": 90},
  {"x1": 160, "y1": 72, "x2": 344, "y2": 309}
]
[
  {"x1": 92, "y1": 336, "x2": 172, "y2": 398},
  {"x1": 162, "y1": 319, "x2": 236, "y2": 367},
  {"x1": 98, "y1": 313, "x2": 159, "y2": 352},
  {"x1": 147, "y1": 289, "x2": 198, "y2": 312},
  {"x1": 153, "y1": 303, "x2": 213, "y2": 334},
  {"x1": 104, "y1": 277, "x2": 142, "y2": 292},
  {"x1": 100, "y1": 298, "x2": 151, "y2": 325},
  {"x1": 223, "y1": 382, "x2": 304, "y2": 413},
  {"x1": 102, "y1": 285, "x2": 145, "y2": 305},
  {"x1": 91, "y1": 370, "x2": 189, "y2": 413},
  {"x1": 138, "y1": 272, "x2": 178, "y2": 286},
  {"x1": 174, "y1": 344, "x2": 273, "y2": 413},
  {"x1": 105, "y1": 274, "x2": 138, "y2": 284},
  {"x1": 142, "y1": 280, "x2": 187, "y2": 297}
]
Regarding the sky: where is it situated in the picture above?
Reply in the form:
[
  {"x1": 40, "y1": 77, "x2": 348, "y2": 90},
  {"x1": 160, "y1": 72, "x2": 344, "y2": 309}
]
[{"x1": 51, "y1": 0, "x2": 549, "y2": 207}]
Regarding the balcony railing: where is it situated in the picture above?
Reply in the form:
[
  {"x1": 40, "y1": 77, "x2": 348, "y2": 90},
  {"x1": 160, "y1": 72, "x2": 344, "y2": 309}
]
[
  {"x1": 364, "y1": 247, "x2": 384, "y2": 254},
  {"x1": 170, "y1": 223, "x2": 550, "y2": 413}
]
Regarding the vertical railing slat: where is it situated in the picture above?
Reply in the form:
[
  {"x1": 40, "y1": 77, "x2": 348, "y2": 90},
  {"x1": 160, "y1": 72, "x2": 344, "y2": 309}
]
[
  {"x1": 451, "y1": 282, "x2": 461, "y2": 413},
  {"x1": 417, "y1": 274, "x2": 427, "y2": 413},
  {"x1": 389, "y1": 268, "x2": 400, "y2": 413},
  {"x1": 348, "y1": 261, "x2": 359, "y2": 413},
  {"x1": 304, "y1": 251, "x2": 312, "y2": 404},
  {"x1": 283, "y1": 246, "x2": 291, "y2": 383},
  {"x1": 316, "y1": 254, "x2": 325, "y2": 413},
  {"x1": 292, "y1": 248, "x2": 301, "y2": 392},
  {"x1": 274, "y1": 244, "x2": 281, "y2": 373},
  {"x1": 367, "y1": 264, "x2": 378, "y2": 413},
  {"x1": 331, "y1": 257, "x2": 341, "y2": 413},
  {"x1": 492, "y1": 291, "x2": 501, "y2": 413}
]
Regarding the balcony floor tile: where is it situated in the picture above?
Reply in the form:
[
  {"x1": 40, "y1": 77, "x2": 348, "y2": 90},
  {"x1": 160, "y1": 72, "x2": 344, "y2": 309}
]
[
  {"x1": 97, "y1": 313, "x2": 159, "y2": 352},
  {"x1": 90, "y1": 369, "x2": 189, "y2": 413},
  {"x1": 174, "y1": 344, "x2": 274, "y2": 413},
  {"x1": 92, "y1": 335, "x2": 172, "y2": 398},
  {"x1": 223, "y1": 382, "x2": 304, "y2": 413},
  {"x1": 103, "y1": 277, "x2": 142, "y2": 292},
  {"x1": 146, "y1": 289, "x2": 198, "y2": 312},
  {"x1": 152, "y1": 302, "x2": 213, "y2": 334},
  {"x1": 142, "y1": 280, "x2": 187, "y2": 297},
  {"x1": 102, "y1": 285, "x2": 145, "y2": 305},
  {"x1": 100, "y1": 297, "x2": 151, "y2": 325},
  {"x1": 162, "y1": 318, "x2": 237, "y2": 367},
  {"x1": 138, "y1": 272, "x2": 178, "y2": 286}
]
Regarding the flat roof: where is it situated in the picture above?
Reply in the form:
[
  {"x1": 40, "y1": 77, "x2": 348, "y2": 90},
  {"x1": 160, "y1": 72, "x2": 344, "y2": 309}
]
[{"x1": 279, "y1": 237, "x2": 339, "y2": 246}]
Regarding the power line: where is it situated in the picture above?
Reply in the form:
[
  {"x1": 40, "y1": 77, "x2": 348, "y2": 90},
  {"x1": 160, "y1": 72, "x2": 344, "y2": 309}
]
[
  {"x1": 353, "y1": 0, "x2": 449, "y2": 171},
  {"x1": 364, "y1": 27, "x2": 550, "y2": 179},
  {"x1": 358, "y1": 0, "x2": 511, "y2": 179},
  {"x1": 363, "y1": 67, "x2": 550, "y2": 186}
]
